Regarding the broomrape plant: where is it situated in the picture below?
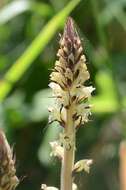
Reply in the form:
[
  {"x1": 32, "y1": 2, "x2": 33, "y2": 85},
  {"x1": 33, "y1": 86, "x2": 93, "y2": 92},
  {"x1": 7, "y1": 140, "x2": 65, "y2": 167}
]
[
  {"x1": 0, "y1": 130, "x2": 19, "y2": 190},
  {"x1": 0, "y1": 17, "x2": 94, "y2": 190},
  {"x1": 42, "y1": 17, "x2": 95, "y2": 190}
]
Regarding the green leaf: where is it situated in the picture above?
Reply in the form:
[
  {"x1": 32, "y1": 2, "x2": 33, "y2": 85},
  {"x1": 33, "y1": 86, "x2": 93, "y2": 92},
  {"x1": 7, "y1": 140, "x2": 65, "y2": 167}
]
[
  {"x1": 99, "y1": 0, "x2": 126, "y2": 30},
  {"x1": 0, "y1": 0, "x2": 53, "y2": 25},
  {"x1": 0, "y1": 0, "x2": 81, "y2": 102},
  {"x1": 123, "y1": 97, "x2": 126, "y2": 108}
]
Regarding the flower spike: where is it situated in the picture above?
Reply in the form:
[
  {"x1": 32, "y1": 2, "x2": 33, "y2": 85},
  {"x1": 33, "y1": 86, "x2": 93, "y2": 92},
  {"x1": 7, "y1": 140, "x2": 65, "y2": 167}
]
[
  {"x1": 0, "y1": 129, "x2": 19, "y2": 190},
  {"x1": 49, "y1": 17, "x2": 94, "y2": 128}
]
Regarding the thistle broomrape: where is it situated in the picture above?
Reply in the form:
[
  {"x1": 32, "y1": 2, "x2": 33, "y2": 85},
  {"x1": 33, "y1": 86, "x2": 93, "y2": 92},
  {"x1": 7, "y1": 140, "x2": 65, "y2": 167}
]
[
  {"x1": 0, "y1": 129, "x2": 19, "y2": 190},
  {"x1": 48, "y1": 17, "x2": 94, "y2": 190}
]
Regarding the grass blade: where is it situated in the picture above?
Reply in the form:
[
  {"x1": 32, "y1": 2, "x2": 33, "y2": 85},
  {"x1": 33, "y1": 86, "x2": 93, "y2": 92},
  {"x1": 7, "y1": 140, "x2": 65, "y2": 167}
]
[
  {"x1": 0, "y1": 0, "x2": 81, "y2": 101},
  {"x1": 0, "y1": 0, "x2": 53, "y2": 24}
]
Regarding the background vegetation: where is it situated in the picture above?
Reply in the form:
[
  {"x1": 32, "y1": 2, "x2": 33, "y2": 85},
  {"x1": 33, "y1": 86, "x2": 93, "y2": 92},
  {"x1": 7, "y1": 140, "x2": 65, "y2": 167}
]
[{"x1": 0, "y1": 0, "x2": 126, "y2": 190}]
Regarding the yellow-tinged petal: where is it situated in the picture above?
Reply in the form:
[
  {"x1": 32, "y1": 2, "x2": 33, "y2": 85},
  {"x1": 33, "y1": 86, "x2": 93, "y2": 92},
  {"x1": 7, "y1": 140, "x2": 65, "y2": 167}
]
[{"x1": 73, "y1": 159, "x2": 93, "y2": 173}]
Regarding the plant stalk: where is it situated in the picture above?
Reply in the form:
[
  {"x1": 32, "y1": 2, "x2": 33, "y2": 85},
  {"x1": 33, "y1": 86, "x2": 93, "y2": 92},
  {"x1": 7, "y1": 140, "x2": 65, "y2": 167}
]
[{"x1": 61, "y1": 105, "x2": 75, "y2": 190}]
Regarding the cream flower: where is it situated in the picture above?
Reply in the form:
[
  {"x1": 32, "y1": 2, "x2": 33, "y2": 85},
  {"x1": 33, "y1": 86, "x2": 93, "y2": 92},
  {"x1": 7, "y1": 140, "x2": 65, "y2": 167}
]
[{"x1": 73, "y1": 159, "x2": 93, "y2": 173}]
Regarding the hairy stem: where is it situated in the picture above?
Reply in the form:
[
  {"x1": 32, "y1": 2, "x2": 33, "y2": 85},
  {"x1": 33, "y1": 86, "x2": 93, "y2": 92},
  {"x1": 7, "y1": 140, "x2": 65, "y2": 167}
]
[{"x1": 61, "y1": 105, "x2": 75, "y2": 190}]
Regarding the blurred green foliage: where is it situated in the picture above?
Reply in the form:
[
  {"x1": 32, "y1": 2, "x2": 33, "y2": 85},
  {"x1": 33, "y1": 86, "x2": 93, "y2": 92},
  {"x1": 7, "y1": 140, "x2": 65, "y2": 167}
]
[{"x1": 0, "y1": 0, "x2": 126, "y2": 190}]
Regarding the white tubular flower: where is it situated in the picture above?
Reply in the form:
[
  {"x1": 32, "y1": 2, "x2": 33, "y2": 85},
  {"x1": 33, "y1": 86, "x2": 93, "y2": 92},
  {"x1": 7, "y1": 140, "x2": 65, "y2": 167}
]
[
  {"x1": 50, "y1": 141, "x2": 64, "y2": 159},
  {"x1": 48, "y1": 106, "x2": 61, "y2": 123},
  {"x1": 48, "y1": 106, "x2": 66, "y2": 127},
  {"x1": 41, "y1": 184, "x2": 58, "y2": 190},
  {"x1": 73, "y1": 159, "x2": 93, "y2": 173},
  {"x1": 49, "y1": 82, "x2": 69, "y2": 106},
  {"x1": 72, "y1": 183, "x2": 78, "y2": 190}
]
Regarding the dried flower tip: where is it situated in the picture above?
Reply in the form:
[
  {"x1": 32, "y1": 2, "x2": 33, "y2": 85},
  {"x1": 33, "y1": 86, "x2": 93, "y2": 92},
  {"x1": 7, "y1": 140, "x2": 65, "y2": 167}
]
[
  {"x1": 50, "y1": 141, "x2": 63, "y2": 159},
  {"x1": 41, "y1": 184, "x2": 58, "y2": 190},
  {"x1": 63, "y1": 17, "x2": 78, "y2": 43},
  {"x1": 0, "y1": 129, "x2": 19, "y2": 190},
  {"x1": 73, "y1": 159, "x2": 93, "y2": 174}
]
